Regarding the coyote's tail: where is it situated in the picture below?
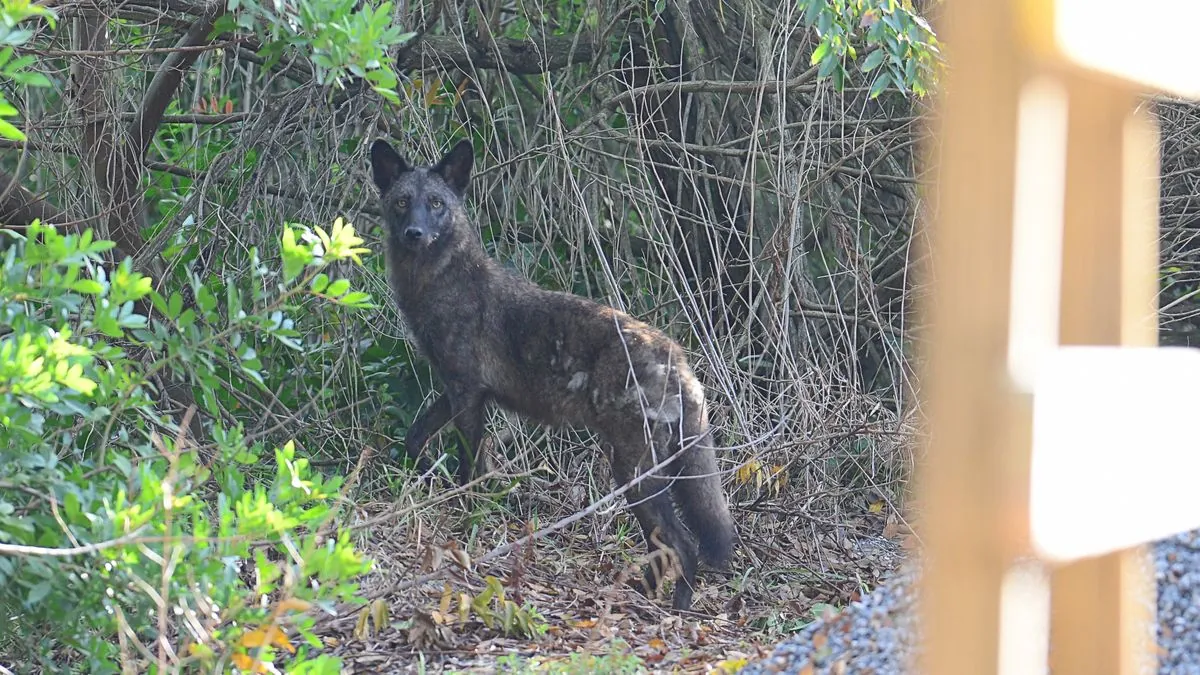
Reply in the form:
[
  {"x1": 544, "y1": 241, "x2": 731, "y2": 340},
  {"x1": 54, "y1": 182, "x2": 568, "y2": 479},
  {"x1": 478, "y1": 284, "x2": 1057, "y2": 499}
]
[{"x1": 670, "y1": 427, "x2": 736, "y2": 568}]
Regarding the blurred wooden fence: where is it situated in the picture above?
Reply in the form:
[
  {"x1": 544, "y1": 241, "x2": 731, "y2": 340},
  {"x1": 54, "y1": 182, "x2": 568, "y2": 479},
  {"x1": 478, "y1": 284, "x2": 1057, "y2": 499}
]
[{"x1": 916, "y1": 1, "x2": 1200, "y2": 674}]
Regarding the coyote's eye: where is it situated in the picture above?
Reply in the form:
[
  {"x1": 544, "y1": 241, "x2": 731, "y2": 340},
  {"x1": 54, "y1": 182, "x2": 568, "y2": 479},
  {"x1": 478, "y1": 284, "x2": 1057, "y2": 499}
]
[
  {"x1": 396, "y1": 197, "x2": 409, "y2": 209},
  {"x1": 430, "y1": 198, "x2": 444, "y2": 210}
]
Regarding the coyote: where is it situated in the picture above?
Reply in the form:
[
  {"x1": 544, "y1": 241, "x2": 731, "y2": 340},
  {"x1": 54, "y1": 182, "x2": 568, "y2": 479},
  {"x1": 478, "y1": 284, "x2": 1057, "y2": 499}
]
[{"x1": 369, "y1": 138, "x2": 736, "y2": 610}]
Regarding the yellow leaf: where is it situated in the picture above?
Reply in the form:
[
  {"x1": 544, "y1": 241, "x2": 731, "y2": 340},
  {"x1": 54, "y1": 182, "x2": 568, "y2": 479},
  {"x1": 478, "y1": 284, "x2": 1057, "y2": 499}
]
[
  {"x1": 735, "y1": 460, "x2": 760, "y2": 485},
  {"x1": 457, "y1": 592, "x2": 471, "y2": 625},
  {"x1": 648, "y1": 637, "x2": 667, "y2": 652},
  {"x1": 272, "y1": 628, "x2": 296, "y2": 654},
  {"x1": 239, "y1": 628, "x2": 268, "y2": 649},
  {"x1": 710, "y1": 657, "x2": 749, "y2": 674},
  {"x1": 770, "y1": 464, "x2": 789, "y2": 494},
  {"x1": 238, "y1": 626, "x2": 295, "y2": 654},
  {"x1": 868, "y1": 500, "x2": 885, "y2": 514},
  {"x1": 353, "y1": 606, "x2": 371, "y2": 640},
  {"x1": 485, "y1": 575, "x2": 505, "y2": 605},
  {"x1": 439, "y1": 582, "x2": 453, "y2": 616},
  {"x1": 370, "y1": 598, "x2": 389, "y2": 632},
  {"x1": 230, "y1": 652, "x2": 270, "y2": 673}
]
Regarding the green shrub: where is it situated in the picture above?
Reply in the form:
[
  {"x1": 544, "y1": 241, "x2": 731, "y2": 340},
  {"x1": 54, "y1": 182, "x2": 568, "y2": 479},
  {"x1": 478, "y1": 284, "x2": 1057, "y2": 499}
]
[{"x1": 0, "y1": 218, "x2": 375, "y2": 673}]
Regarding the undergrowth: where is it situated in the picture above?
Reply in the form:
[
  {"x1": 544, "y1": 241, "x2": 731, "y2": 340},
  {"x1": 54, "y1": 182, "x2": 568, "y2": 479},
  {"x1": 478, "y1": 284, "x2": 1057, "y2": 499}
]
[{"x1": 0, "y1": 219, "x2": 375, "y2": 672}]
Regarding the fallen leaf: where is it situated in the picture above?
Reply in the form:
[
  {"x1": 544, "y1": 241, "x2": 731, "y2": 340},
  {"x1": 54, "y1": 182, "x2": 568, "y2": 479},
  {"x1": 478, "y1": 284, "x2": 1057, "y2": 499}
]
[
  {"x1": 883, "y1": 519, "x2": 902, "y2": 539},
  {"x1": 421, "y1": 544, "x2": 443, "y2": 572},
  {"x1": 449, "y1": 546, "x2": 472, "y2": 571},
  {"x1": 407, "y1": 610, "x2": 447, "y2": 651},
  {"x1": 277, "y1": 597, "x2": 312, "y2": 614}
]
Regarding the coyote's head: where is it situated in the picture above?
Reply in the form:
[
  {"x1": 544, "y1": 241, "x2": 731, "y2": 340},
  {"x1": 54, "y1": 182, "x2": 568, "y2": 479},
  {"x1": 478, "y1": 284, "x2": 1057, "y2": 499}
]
[{"x1": 369, "y1": 138, "x2": 474, "y2": 254}]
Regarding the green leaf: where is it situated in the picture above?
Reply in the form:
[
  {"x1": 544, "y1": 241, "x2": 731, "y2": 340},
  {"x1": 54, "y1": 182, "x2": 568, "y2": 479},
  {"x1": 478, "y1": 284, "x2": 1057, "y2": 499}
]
[
  {"x1": 310, "y1": 273, "x2": 330, "y2": 293},
  {"x1": 337, "y1": 291, "x2": 373, "y2": 309},
  {"x1": 71, "y1": 279, "x2": 104, "y2": 295},
  {"x1": 862, "y1": 48, "x2": 886, "y2": 73},
  {"x1": 196, "y1": 285, "x2": 217, "y2": 315},
  {"x1": 0, "y1": 117, "x2": 26, "y2": 141},
  {"x1": 280, "y1": 226, "x2": 312, "y2": 283},
  {"x1": 832, "y1": 62, "x2": 847, "y2": 91},
  {"x1": 9, "y1": 71, "x2": 51, "y2": 88},
  {"x1": 168, "y1": 292, "x2": 183, "y2": 320},
  {"x1": 809, "y1": 39, "x2": 830, "y2": 66},
  {"x1": 58, "y1": 364, "x2": 96, "y2": 396},
  {"x1": 817, "y1": 52, "x2": 839, "y2": 79},
  {"x1": 374, "y1": 86, "x2": 401, "y2": 105},
  {"x1": 803, "y1": 0, "x2": 823, "y2": 27},
  {"x1": 25, "y1": 581, "x2": 53, "y2": 607},
  {"x1": 325, "y1": 279, "x2": 350, "y2": 298},
  {"x1": 869, "y1": 71, "x2": 892, "y2": 98}
]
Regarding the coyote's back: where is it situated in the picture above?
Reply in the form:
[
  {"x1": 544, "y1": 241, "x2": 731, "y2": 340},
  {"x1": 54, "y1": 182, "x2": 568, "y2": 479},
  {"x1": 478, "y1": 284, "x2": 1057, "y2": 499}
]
[{"x1": 369, "y1": 137, "x2": 736, "y2": 610}]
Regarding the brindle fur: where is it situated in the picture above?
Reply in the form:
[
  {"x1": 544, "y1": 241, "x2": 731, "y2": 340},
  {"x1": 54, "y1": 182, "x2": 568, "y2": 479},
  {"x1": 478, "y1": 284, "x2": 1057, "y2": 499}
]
[{"x1": 369, "y1": 138, "x2": 736, "y2": 610}]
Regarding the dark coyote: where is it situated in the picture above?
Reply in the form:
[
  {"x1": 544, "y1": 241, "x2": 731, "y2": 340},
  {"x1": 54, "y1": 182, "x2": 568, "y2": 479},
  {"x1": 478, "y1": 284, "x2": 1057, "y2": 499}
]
[{"x1": 369, "y1": 138, "x2": 736, "y2": 610}]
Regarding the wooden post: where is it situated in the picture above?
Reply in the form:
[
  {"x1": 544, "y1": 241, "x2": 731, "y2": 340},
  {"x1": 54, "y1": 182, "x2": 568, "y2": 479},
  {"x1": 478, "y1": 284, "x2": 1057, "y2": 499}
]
[
  {"x1": 914, "y1": 1, "x2": 1023, "y2": 673},
  {"x1": 919, "y1": 0, "x2": 1189, "y2": 672},
  {"x1": 1048, "y1": 76, "x2": 1160, "y2": 675}
]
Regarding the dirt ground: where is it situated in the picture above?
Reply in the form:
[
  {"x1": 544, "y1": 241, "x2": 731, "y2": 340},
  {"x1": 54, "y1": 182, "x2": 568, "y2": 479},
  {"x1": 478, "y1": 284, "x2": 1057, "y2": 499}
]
[{"x1": 315, "y1": 482, "x2": 911, "y2": 674}]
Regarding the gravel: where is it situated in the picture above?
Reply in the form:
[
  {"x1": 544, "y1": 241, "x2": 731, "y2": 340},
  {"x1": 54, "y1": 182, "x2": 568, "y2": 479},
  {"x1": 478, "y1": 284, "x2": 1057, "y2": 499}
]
[
  {"x1": 740, "y1": 530, "x2": 1200, "y2": 675},
  {"x1": 1158, "y1": 529, "x2": 1200, "y2": 675}
]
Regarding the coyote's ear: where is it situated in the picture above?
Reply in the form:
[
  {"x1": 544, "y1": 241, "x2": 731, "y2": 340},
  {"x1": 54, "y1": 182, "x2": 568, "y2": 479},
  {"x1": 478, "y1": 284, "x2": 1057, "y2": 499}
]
[
  {"x1": 432, "y1": 140, "x2": 474, "y2": 195},
  {"x1": 370, "y1": 139, "x2": 410, "y2": 193}
]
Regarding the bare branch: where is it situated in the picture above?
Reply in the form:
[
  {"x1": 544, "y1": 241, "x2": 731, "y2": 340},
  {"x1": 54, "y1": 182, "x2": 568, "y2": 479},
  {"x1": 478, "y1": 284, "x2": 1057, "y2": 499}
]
[
  {"x1": 398, "y1": 34, "x2": 596, "y2": 75},
  {"x1": 0, "y1": 528, "x2": 147, "y2": 558},
  {"x1": 0, "y1": 166, "x2": 67, "y2": 230},
  {"x1": 25, "y1": 37, "x2": 244, "y2": 59},
  {"x1": 131, "y1": 3, "x2": 225, "y2": 158}
]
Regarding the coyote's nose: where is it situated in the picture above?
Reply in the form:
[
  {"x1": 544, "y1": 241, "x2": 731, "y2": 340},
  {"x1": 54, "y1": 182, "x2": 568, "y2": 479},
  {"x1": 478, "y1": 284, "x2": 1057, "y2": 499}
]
[{"x1": 404, "y1": 226, "x2": 424, "y2": 241}]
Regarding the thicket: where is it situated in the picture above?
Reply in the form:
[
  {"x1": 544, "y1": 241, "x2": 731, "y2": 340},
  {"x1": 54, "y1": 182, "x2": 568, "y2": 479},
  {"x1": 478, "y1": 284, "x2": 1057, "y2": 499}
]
[{"x1": 22, "y1": 0, "x2": 1200, "y2": 671}]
